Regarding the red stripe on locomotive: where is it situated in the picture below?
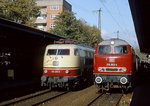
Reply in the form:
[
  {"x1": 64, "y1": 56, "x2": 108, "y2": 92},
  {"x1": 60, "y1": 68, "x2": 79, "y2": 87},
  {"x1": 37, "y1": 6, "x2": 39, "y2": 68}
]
[{"x1": 43, "y1": 67, "x2": 80, "y2": 76}]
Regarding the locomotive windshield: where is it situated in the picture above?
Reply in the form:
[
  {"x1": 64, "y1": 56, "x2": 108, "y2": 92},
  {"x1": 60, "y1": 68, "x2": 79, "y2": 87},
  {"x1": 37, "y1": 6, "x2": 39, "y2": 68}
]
[
  {"x1": 47, "y1": 49, "x2": 57, "y2": 55},
  {"x1": 98, "y1": 46, "x2": 111, "y2": 54},
  {"x1": 98, "y1": 45, "x2": 128, "y2": 54},
  {"x1": 47, "y1": 49, "x2": 70, "y2": 55},
  {"x1": 114, "y1": 46, "x2": 128, "y2": 54}
]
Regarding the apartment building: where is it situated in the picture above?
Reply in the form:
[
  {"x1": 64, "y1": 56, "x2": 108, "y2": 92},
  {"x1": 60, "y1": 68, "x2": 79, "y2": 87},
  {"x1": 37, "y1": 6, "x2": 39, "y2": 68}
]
[{"x1": 35, "y1": 0, "x2": 72, "y2": 31}]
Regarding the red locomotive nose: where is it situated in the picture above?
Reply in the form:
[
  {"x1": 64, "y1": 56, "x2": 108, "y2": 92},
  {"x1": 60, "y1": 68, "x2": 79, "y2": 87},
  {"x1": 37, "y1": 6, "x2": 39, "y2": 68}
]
[
  {"x1": 94, "y1": 44, "x2": 132, "y2": 74},
  {"x1": 93, "y1": 38, "x2": 140, "y2": 92}
]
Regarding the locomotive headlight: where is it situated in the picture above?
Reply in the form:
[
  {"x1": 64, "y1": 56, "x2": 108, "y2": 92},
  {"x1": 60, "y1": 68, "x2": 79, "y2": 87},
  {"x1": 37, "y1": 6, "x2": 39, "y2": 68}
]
[
  {"x1": 98, "y1": 67, "x2": 101, "y2": 71},
  {"x1": 95, "y1": 76, "x2": 102, "y2": 84},
  {"x1": 120, "y1": 77, "x2": 128, "y2": 84},
  {"x1": 44, "y1": 69, "x2": 48, "y2": 73},
  {"x1": 65, "y1": 70, "x2": 70, "y2": 74},
  {"x1": 122, "y1": 67, "x2": 127, "y2": 72},
  {"x1": 111, "y1": 41, "x2": 115, "y2": 45},
  {"x1": 98, "y1": 67, "x2": 105, "y2": 72},
  {"x1": 41, "y1": 76, "x2": 47, "y2": 82}
]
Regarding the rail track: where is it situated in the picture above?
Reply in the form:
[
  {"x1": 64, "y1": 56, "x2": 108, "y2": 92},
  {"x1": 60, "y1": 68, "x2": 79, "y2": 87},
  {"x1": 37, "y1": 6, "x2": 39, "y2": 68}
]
[
  {"x1": 0, "y1": 89, "x2": 68, "y2": 106},
  {"x1": 87, "y1": 93, "x2": 123, "y2": 106},
  {"x1": 0, "y1": 85, "x2": 132, "y2": 106}
]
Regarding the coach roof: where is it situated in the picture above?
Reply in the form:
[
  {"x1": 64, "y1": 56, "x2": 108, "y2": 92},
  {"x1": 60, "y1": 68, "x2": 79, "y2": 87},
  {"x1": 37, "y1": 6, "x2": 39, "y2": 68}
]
[{"x1": 98, "y1": 38, "x2": 130, "y2": 46}]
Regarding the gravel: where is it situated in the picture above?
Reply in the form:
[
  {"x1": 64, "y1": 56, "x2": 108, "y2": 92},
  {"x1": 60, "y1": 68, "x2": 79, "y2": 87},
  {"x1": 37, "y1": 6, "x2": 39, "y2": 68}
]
[{"x1": 40, "y1": 86, "x2": 100, "y2": 106}]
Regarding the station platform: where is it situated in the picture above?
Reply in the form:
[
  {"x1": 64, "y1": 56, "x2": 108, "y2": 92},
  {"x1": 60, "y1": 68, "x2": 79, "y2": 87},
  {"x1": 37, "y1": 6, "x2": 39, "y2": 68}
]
[
  {"x1": 0, "y1": 79, "x2": 41, "y2": 102},
  {"x1": 0, "y1": 80, "x2": 40, "y2": 90},
  {"x1": 131, "y1": 67, "x2": 150, "y2": 106}
]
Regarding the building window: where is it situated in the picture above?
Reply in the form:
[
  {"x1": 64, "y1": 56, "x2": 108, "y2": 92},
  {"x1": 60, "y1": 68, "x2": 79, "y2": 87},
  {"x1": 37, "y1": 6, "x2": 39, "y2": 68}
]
[
  {"x1": 50, "y1": 5, "x2": 59, "y2": 10},
  {"x1": 50, "y1": 14, "x2": 58, "y2": 19},
  {"x1": 50, "y1": 24, "x2": 55, "y2": 28}
]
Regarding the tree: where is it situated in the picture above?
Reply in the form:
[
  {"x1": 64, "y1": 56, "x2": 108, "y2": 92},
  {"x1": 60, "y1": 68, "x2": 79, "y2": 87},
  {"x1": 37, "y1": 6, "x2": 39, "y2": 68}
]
[
  {"x1": 0, "y1": 0, "x2": 40, "y2": 26},
  {"x1": 50, "y1": 11, "x2": 78, "y2": 39},
  {"x1": 79, "y1": 22, "x2": 103, "y2": 47},
  {"x1": 50, "y1": 11, "x2": 103, "y2": 47}
]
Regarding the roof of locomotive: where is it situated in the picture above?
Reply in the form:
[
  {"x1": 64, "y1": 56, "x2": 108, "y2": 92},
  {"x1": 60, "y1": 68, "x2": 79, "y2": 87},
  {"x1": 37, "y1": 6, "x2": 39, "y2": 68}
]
[
  {"x1": 46, "y1": 43, "x2": 94, "y2": 51},
  {"x1": 98, "y1": 38, "x2": 130, "y2": 46}
]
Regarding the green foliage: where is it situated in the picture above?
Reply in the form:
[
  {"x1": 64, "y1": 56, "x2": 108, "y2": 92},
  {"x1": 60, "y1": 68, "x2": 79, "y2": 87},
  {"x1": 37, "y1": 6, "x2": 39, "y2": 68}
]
[
  {"x1": 0, "y1": 0, "x2": 40, "y2": 26},
  {"x1": 50, "y1": 11, "x2": 103, "y2": 47},
  {"x1": 50, "y1": 11, "x2": 77, "y2": 39}
]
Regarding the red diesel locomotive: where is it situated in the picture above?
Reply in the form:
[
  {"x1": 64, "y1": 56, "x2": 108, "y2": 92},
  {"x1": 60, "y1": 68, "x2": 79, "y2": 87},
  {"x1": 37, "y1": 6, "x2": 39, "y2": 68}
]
[{"x1": 93, "y1": 38, "x2": 140, "y2": 91}]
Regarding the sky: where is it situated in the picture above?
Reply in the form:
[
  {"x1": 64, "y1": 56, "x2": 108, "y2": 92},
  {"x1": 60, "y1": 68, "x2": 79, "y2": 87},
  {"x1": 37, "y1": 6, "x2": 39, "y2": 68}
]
[{"x1": 67, "y1": 0, "x2": 139, "y2": 48}]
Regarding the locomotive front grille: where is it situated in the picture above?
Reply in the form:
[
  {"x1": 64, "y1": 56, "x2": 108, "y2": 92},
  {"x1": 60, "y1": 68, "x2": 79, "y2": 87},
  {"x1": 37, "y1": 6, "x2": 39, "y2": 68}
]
[{"x1": 98, "y1": 67, "x2": 127, "y2": 72}]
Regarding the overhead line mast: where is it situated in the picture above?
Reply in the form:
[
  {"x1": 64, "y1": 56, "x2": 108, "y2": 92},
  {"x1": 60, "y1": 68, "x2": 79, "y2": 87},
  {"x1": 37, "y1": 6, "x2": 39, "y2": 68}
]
[
  {"x1": 98, "y1": 8, "x2": 102, "y2": 36},
  {"x1": 117, "y1": 30, "x2": 119, "y2": 39},
  {"x1": 93, "y1": 8, "x2": 102, "y2": 37}
]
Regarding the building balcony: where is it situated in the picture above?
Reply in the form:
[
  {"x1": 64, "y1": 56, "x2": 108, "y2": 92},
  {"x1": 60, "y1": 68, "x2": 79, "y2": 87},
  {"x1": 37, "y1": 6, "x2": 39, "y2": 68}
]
[{"x1": 35, "y1": 18, "x2": 47, "y2": 24}]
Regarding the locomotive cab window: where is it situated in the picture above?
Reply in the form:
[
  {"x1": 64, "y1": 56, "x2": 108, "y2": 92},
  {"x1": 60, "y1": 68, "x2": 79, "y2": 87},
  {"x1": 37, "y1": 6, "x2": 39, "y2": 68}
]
[
  {"x1": 57, "y1": 49, "x2": 70, "y2": 55},
  {"x1": 114, "y1": 46, "x2": 128, "y2": 54},
  {"x1": 47, "y1": 49, "x2": 70, "y2": 55},
  {"x1": 98, "y1": 46, "x2": 111, "y2": 54}
]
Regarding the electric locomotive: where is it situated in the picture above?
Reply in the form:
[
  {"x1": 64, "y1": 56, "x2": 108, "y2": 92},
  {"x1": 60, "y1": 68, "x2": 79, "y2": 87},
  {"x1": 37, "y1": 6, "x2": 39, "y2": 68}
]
[
  {"x1": 41, "y1": 39, "x2": 94, "y2": 90},
  {"x1": 93, "y1": 38, "x2": 140, "y2": 91}
]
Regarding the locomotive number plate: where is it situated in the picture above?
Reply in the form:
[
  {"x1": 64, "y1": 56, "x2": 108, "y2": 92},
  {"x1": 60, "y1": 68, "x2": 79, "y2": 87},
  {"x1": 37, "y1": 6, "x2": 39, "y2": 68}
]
[
  {"x1": 51, "y1": 70, "x2": 60, "y2": 73},
  {"x1": 106, "y1": 63, "x2": 117, "y2": 66}
]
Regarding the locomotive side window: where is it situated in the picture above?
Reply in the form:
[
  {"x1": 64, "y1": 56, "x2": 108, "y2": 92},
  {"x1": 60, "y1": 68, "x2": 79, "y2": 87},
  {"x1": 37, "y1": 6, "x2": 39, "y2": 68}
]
[
  {"x1": 47, "y1": 49, "x2": 57, "y2": 55},
  {"x1": 74, "y1": 49, "x2": 80, "y2": 56},
  {"x1": 85, "y1": 51, "x2": 88, "y2": 57},
  {"x1": 90, "y1": 52, "x2": 94, "y2": 58},
  {"x1": 114, "y1": 46, "x2": 128, "y2": 54},
  {"x1": 80, "y1": 50, "x2": 86, "y2": 57},
  {"x1": 98, "y1": 46, "x2": 111, "y2": 54},
  {"x1": 87, "y1": 52, "x2": 89, "y2": 57}
]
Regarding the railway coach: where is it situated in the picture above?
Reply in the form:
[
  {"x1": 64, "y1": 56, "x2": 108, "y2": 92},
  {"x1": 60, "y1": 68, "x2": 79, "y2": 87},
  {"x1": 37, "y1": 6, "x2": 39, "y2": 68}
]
[
  {"x1": 93, "y1": 38, "x2": 140, "y2": 92},
  {"x1": 41, "y1": 39, "x2": 94, "y2": 90}
]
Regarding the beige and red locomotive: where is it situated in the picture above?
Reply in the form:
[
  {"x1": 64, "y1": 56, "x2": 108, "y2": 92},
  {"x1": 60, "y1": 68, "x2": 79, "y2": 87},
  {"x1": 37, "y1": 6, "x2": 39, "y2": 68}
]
[
  {"x1": 94, "y1": 38, "x2": 140, "y2": 91},
  {"x1": 41, "y1": 40, "x2": 94, "y2": 90}
]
